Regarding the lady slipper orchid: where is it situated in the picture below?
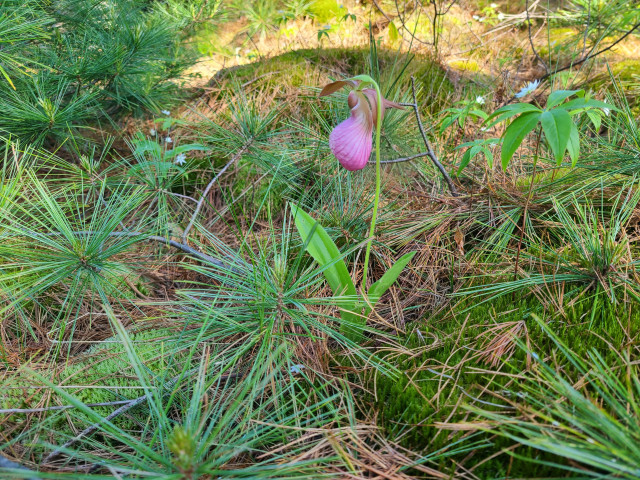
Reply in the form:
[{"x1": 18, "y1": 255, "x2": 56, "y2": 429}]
[
  {"x1": 319, "y1": 75, "x2": 403, "y2": 291},
  {"x1": 320, "y1": 80, "x2": 403, "y2": 171}
]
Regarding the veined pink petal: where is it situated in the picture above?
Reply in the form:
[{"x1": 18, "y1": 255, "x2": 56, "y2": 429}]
[
  {"x1": 329, "y1": 91, "x2": 373, "y2": 171},
  {"x1": 321, "y1": 83, "x2": 404, "y2": 171},
  {"x1": 361, "y1": 88, "x2": 404, "y2": 126}
]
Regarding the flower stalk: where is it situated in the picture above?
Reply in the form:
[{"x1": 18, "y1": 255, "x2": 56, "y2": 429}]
[{"x1": 351, "y1": 75, "x2": 382, "y2": 291}]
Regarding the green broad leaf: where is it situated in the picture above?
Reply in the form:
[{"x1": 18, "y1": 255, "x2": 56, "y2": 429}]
[
  {"x1": 458, "y1": 149, "x2": 472, "y2": 175},
  {"x1": 440, "y1": 115, "x2": 458, "y2": 134},
  {"x1": 586, "y1": 110, "x2": 602, "y2": 131},
  {"x1": 456, "y1": 140, "x2": 480, "y2": 149},
  {"x1": 484, "y1": 148, "x2": 494, "y2": 169},
  {"x1": 388, "y1": 20, "x2": 400, "y2": 43},
  {"x1": 164, "y1": 144, "x2": 209, "y2": 160},
  {"x1": 557, "y1": 98, "x2": 617, "y2": 113},
  {"x1": 339, "y1": 306, "x2": 366, "y2": 343},
  {"x1": 470, "y1": 109, "x2": 489, "y2": 120},
  {"x1": 290, "y1": 204, "x2": 356, "y2": 298},
  {"x1": 546, "y1": 90, "x2": 582, "y2": 108},
  {"x1": 132, "y1": 138, "x2": 162, "y2": 158},
  {"x1": 458, "y1": 145, "x2": 482, "y2": 174},
  {"x1": 500, "y1": 111, "x2": 541, "y2": 170},
  {"x1": 540, "y1": 109, "x2": 572, "y2": 165},
  {"x1": 290, "y1": 204, "x2": 363, "y2": 340},
  {"x1": 364, "y1": 251, "x2": 416, "y2": 317},
  {"x1": 567, "y1": 121, "x2": 580, "y2": 166},
  {"x1": 485, "y1": 103, "x2": 542, "y2": 128}
]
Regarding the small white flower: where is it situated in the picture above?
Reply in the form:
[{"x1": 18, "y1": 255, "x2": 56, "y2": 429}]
[
  {"x1": 515, "y1": 79, "x2": 541, "y2": 98},
  {"x1": 150, "y1": 128, "x2": 156, "y2": 136},
  {"x1": 490, "y1": 3, "x2": 498, "y2": 8},
  {"x1": 498, "y1": 12, "x2": 505, "y2": 20},
  {"x1": 290, "y1": 364, "x2": 305, "y2": 374},
  {"x1": 602, "y1": 107, "x2": 610, "y2": 116},
  {"x1": 476, "y1": 96, "x2": 485, "y2": 105},
  {"x1": 165, "y1": 136, "x2": 172, "y2": 143},
  {"x1": 161, "y1": 110, "x2": 170, "y2": 116},
  {"x1": 472, "y1": 14, "x2": 480, "y2": 20},
  {"x1": 174, "y1": 153, "x2": 186, "y2": 165}
]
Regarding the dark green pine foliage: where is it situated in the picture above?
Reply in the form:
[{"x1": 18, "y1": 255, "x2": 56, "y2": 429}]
[{"x1": 0, "y1": 0, "x2": 199, "y2": 147}]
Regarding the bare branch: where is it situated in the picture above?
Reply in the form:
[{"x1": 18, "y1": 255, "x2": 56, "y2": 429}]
[
  {"x1": 540, "y1": 21, "x2": 640, "y2": 81},
  {"x1": 370, "y1": 152, "x2": 430, "y2": 164},
  {"x1": 0, "y1": 400, "x2": 133, "y2": 414},
  {"x1": 183, "y1": 142, "x2": 252, "y2": 244},
  {"x1": 401, "y1": 76, "x2": 459, "y2": 196},
  {"x1": 526, "y1": 0, "x2": 549, "y2": 74}
]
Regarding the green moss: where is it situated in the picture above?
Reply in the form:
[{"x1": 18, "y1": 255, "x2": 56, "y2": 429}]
[
  {"x1": 1, "y1": 328, "x2": 180, "y2": 444},
  {"x1": 205, "y1": 47, "x2": 453, "y2": 111},
  {"x1": 309, "y1": 0, "x2": 345, "y2": 23},
  {"x1": 538, "y1": 27, "x2": 578, "y2": 58},
  {"x1": 371, "y1": 296, "x2": 640, "y2": 477},
  {"x1": 611, "y1": 60, "x2": 640, "y2": 81},
  {"x1": 448, "y1": 59, "x2": 480, "y2": 72}
]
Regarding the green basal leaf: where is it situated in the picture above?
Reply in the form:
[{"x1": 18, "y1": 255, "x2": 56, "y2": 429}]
[
  {"x1": 364, "y1": 251, "x2": 416, "y2": 317},
  {"x1": 290, "y1": 204, "x2": 356, "y2": 298},
  {"x1": 501, "y1": 111, "x2": 541, "y2": 170},
  {"x1": 290, "y1": 204, "x2": 362, "y2": 340}
]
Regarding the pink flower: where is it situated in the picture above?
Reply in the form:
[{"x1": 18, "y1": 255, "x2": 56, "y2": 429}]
[{"x1": 320, "y1": 81, "x2": 403, "y2": 171}]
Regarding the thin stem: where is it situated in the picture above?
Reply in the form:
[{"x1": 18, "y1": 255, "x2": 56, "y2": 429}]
[
  {"x1": 401, "y1": 76, "x2": 459, "y2": 196},
  {"x1": 183, "y1": 141, "x2": 252, "y2": 244},
  {"x1": 513, "y1": 126, "x2": 543, "y2": 281},
  {"x1": 361, "y1": 79, "x2": 383, "y2": 292}
]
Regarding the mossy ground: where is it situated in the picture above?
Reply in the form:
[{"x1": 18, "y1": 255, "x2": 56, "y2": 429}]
[{"x1": 372, "y1": 295, "x2": 639, "y2": 478}]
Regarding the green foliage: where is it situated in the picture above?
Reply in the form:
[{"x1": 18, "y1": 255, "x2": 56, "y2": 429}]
[
  {"x1": 3, "y1": 4, "x2": 640, "y2": 478},
  {"x1": 373, "y1": 296, "x2": 640, "y2": 477},
  {"x1": 455, "y1": 137, "x2": 499, "y2": 173},
  {"x1": 0, "y1": 0, "x2": 201, "y2": 146},
  {"x1": 309, "y1": 0, "x2": 345, "y2": 23},
  {"x1": 474, "y1": 316, "x2": 640, "y2": 479},
  {"x1": 0, "y1": 174, "x2": 148, "y2": 350},
  {"x1": 439, "y1": 97, "x2": 488, "y2": 134},
  {"x1": 291, "y1": 205, "x2": 415, "y2": 342},
  {"x1": 458, "y1": 182, "x2": 640, "y2": 308},
  {"x1": 486, "y1": 89, "x2": 614, "y2": 169}
]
